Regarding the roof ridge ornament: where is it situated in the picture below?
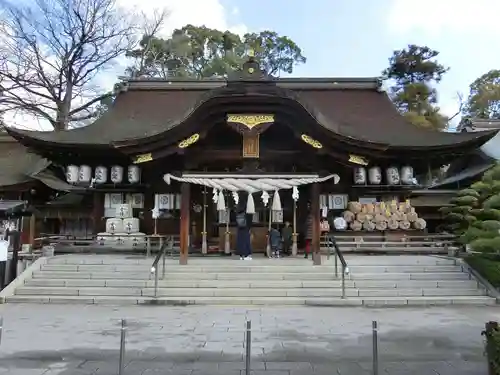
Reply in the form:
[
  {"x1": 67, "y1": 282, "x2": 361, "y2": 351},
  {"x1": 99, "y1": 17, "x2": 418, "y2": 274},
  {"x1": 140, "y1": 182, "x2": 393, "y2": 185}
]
[{"x1": 227, "y1": 48, "x2": 273, "y2": 82}]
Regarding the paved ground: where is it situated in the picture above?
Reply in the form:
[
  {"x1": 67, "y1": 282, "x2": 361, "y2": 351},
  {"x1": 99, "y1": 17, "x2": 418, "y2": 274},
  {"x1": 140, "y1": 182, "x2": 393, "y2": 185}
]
[{"x1": 0, "y1": 304, "x2": 496, "y2": 374}]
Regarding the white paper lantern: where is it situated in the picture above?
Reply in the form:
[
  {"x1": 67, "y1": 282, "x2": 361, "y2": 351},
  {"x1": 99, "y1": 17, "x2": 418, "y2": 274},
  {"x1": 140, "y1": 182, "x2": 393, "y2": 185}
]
[
  {"x1": 127, "y1": 165, "x2": 141, "y2": 184},
  {"x1": 78, "y1": 165, "x2": 92, "y2": 183},
  {"x1": 353, "y1": 167, "x2": 367, "y2": 185},
  {"x1": 66, "y1": 165, "x2": 79, "y2": 184},
  {"x1": 110, "y1": 165, "x2": 124, "y2": 184},
  {"x1": 401, "y1": 166, "x2": 414, "y2": 185},
  {"x1": 386, "y1": 167, "x2": 401, "y2": 185},
  {"x1": 368, "y1": 166, "x2": 382, "y2": 185},
  {"x1": 94, "y1": 166, "x2": 108, "y2": 184}
]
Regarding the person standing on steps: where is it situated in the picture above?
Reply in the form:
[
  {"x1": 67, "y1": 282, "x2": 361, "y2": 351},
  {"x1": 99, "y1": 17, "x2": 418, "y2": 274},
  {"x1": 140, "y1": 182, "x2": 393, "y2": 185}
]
[
  {"x1": 236, "y1": 208, "x2": 252, "y2": 260},
  {"x1": 281, "y1": 221, "x2": 293, "y2": 256},
  {"x1": 269, "y1": 224, "x2": 281, "y2": 258},
  {"x1": 304, "y1": 213, "x2": 313, "y2": 259}
]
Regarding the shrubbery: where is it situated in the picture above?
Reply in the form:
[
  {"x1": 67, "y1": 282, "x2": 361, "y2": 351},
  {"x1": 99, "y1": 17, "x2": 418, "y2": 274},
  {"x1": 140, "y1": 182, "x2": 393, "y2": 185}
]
[
  {"x1": 441, "y1": 163, "x2": 500, "y2": 253},
  {"x1": 465, "y1": 254, "x2": 500, "y2": 288},
  {"x1": 483, "y1": 321, "x2": 500, "y2": 375}
]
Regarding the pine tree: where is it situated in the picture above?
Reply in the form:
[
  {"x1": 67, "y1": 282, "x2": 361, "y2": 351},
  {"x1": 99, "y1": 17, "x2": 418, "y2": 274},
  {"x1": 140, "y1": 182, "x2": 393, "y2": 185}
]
[
  {"x1": 439, "y1": 188, "x2": 479, "y2": 233},
  {"x1": 459, "y1": 163, "x2": 500, "y2": 253}
]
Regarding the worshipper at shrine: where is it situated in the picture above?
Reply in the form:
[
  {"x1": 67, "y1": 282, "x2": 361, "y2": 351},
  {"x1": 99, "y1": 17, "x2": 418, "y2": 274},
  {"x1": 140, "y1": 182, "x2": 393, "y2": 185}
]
[
  {"x1": 281, "y1": 221, "x2": 293, "y2": 256},
  {"x1": 304, "y1": 213, "x2": 313, "y2": 259},
  {"x1": 269, "y1": 224, "x2": 282, "y2": 258},
  {"x1": 236, "y1": 209, "x2": 252, "y2": 260}
]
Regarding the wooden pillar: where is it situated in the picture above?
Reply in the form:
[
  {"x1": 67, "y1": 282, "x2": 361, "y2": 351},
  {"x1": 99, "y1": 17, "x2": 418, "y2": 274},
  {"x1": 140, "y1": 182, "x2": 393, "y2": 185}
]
[
  {"x1": 29, "y1": 214, "x2": 36, "y2": 247},
  {"x1": 92, "y1": 192, "x2": 105, "y2": 234},
  {"x1": 179, "y1": 182, "x2": 190, "y2": 265},
  {"x1": 311, "y1": 182, "x2": 321, "y2": 265},
  {"x1": 143, "y1": 190, "x2": 155, "y2": 234}
]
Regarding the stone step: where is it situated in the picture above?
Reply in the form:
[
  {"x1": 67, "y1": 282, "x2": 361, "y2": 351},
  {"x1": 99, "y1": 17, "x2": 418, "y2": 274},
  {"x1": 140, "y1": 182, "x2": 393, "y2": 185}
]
[
  {"x1": 39, "y1": 264, "x2": 463, "y2": 273},
  {"x1": 24, "y1": 278, "x2": 480, "y2": 289},
  {"x1": 46, "y1": 255, "x2": 459, "y2": 266},
  {"x1": 350, "y1": 272, "x2": 469, "y2": 280},
  {"x1": 31, "y1": 271, "x2": 338, "y2": 280},
  {"x1": 14, "y1": 286, "x2": 486, "y2": 298},
  {"x1": 40, "y1": 264, "x2": 339, "y2": 273},
  {"x1": 4, "y1": 294, "x2": 496, "y2": 306}
]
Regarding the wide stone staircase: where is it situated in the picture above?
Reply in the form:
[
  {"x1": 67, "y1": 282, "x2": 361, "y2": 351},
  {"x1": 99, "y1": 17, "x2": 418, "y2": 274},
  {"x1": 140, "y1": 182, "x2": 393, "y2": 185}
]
[{"x1": 1, "y1": 254, "x2": 495, "y2": 306}]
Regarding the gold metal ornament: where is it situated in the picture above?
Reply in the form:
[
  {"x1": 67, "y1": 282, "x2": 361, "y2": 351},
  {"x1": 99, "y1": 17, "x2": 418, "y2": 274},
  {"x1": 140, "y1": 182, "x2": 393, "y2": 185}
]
[
  {"x1": 133, "y1": 153, "x2": 153, "y2": 164},
  {"x1": 227, "y1": 114, "x2": 274, "y2": 129},
  {"x1": 300, "y1": 134, "x2": 323, "y2": 149},
  {"x1": 178, "y1": 133, "x2": 200, "y2": 148},
  {"x1": 348, "y1": 154, "x2": 368, "y2": 166}
]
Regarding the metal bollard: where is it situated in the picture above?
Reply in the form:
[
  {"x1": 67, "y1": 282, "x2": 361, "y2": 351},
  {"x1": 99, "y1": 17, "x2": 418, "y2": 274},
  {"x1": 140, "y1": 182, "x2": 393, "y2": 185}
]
[
  {"x1": 372, "y1": 321, "x2": 378, "y2": 375},
  {"x1": 118, "y1": 319, "x2": 127, "y2": 375},
  {"x1": 0, "y1": 316, "x2": 3, "y2": 347},
  {"x1": 245, "y1": 320, "x2": 251, "y2": 375}
]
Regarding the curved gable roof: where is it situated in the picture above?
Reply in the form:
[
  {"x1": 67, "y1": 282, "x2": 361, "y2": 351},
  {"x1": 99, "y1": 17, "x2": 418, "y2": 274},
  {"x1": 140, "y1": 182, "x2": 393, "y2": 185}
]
[{"x1": 5, "y1": 78, "x2": 497, "y2": 151}]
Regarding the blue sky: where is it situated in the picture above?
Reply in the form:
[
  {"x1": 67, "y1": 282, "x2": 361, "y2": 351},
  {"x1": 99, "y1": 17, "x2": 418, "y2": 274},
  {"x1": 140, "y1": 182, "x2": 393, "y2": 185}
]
[
  {"x1": 216, "y1": 0, "x2": 500, "y2": 122},
  {"x1": 7, "y1": 0, "x2": 500, "y2": 129}
]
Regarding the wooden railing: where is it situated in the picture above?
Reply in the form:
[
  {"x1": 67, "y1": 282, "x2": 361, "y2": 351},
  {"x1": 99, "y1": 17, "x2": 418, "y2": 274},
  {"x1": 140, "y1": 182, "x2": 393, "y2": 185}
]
[
  {"x1": 320, "y1": 233, "x2": 460, "y2": 254},
  {"x1": 32, "y1": 233, "x2": 180, "y2": 257}
]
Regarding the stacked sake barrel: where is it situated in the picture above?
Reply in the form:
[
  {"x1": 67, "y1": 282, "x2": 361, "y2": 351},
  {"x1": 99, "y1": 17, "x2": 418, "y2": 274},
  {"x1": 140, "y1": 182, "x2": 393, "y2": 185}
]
[
  {"x1": 342, "y1": 201, "x2": 426, "y2": 231},
  {"x1": 96, "y1": 203, "x2": 147, "y2": 250}
]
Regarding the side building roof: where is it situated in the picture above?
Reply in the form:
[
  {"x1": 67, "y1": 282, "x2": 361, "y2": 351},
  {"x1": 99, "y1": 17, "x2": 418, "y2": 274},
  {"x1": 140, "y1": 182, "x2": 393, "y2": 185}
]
[{"x1": 0, "y1": 130, "x2": 83, "y2": 191}]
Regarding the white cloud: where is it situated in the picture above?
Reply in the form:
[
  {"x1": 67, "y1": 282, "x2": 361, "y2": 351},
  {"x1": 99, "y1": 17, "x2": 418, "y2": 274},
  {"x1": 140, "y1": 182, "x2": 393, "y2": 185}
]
[
  {"x1": 117, "y1": 0, "x2": 247, "y2": 37},
  {"x1": 3, "y1": 0, "x2": 247, "y2": 130},
  {"x1": 387, "y1": 0, "x2": 500, "y2": 36}
]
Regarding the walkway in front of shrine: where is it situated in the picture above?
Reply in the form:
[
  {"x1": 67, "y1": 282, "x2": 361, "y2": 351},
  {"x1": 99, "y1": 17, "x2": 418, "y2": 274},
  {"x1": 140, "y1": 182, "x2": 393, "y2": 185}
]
[{"x1": 0, "y1": 304, "x2": 492, "y2": 374}]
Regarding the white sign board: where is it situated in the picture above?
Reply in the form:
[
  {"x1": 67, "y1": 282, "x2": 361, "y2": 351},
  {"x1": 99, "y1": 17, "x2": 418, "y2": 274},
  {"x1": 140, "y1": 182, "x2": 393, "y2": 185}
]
[{"x1": 0, "y1": 240, "x2": 8, "y2": 262}]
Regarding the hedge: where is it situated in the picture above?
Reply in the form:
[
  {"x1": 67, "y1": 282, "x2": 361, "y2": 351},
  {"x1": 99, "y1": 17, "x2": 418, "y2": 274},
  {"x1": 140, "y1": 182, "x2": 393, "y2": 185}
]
[
  {"x1": 465, "y1": 254, "x2": 500, "y2": 288},
  {"x1": 483, "y1": 321, "x2": 500, "y2": 375}
]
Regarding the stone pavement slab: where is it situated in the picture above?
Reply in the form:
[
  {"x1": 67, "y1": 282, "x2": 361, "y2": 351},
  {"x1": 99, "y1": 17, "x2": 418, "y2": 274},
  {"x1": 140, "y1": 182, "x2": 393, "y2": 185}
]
[{"x1": 0, "y1": 304, "x2": 495, "y2": 374}]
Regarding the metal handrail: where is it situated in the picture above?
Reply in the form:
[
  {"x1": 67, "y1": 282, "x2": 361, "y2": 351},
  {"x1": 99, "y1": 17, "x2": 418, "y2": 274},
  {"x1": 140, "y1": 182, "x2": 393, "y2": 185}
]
[
  {"x1": 150, "y1": 236, "x2": 174, "y2": 298},
  {"x1": 326, "y1": 233, "x2": 349, "y2": 299}
]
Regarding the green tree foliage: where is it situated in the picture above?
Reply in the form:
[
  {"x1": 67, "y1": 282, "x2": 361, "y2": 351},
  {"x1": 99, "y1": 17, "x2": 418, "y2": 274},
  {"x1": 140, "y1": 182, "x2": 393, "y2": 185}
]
[
  {"x1": 443, "y1": 163, "x2": 500, "y2": 253},
  {"x1": 382, "y1": 44, "x2": 449, "y2": 130},
  {"x1": 126, "y1": 25, "x2": 306, "y2": 79},
  {"x1": 439, "y1": 188, "x2": 480, "y2": 233},
  {"x1": 463, "y1": 69, "x2": 500, "y2": 120}
]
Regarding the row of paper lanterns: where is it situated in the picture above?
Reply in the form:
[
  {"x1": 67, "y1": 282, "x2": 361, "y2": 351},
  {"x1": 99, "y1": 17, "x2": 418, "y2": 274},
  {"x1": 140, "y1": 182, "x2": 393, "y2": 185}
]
[
  {"x1": 66, "y1": 165, "x2": 141, "y2": 184},
  {"x1": 354, "y1": 166, "x2": 416, "y2": 186}
]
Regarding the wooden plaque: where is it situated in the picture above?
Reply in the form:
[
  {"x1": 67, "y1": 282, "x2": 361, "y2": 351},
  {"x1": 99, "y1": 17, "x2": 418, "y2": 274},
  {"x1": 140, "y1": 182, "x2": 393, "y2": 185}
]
[{"x1": 242, "y1": 134, "x2": 260, "y2": 158}]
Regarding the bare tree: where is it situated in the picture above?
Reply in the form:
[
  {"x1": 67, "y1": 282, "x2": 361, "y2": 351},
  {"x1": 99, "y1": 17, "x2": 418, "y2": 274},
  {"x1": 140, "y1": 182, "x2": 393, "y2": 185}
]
[
  {"x1": 0, "y1": 0, "x2": 167, "y2": 130},
  {"x1": 125, "y1": 9, "x2": 169, "y2": 79},
  {"x1": 447, "y1": 92, "x2": 464, "y2": 122}
]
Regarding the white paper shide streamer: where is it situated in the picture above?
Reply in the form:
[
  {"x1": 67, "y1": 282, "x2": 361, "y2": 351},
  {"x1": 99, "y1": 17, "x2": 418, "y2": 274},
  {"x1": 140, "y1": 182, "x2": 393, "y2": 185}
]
[
  {"x1": 272, "y1": 190, "x2": 282, "y2": 211},
  {"x1": 292, "y1": 186, "x2": 299, "y2": 201},
  {"x1": 246, "y1": 193, "x2": 255, "y2": 214},
  {"x1": 232, "y1": 191, "x2": 239, "y2": 205},
  {"x1": 217, "y1": 190, "x2": 226, "y2": 211},
  {"x1": 212, "y1": 188, "x2": 219, "y2": 204},
  {"x1": 261, "y1": 191, "x2": 269, "y2": 206}
]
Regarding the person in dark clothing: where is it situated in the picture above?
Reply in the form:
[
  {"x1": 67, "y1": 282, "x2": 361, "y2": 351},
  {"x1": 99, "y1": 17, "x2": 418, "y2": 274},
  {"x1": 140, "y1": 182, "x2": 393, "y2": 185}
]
[
  {"x1": 281, "y1": 221, "x2": 293, "y2": 256},
  {"x1": 236, "y1": 210, "x2": 252, "y2": 260},
  {"x1": 304, "y1": 213, "x2": 313, "y2": 258},
  {"x1": 269, "y1": 224, "x2": 281, "y2": 258}
]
